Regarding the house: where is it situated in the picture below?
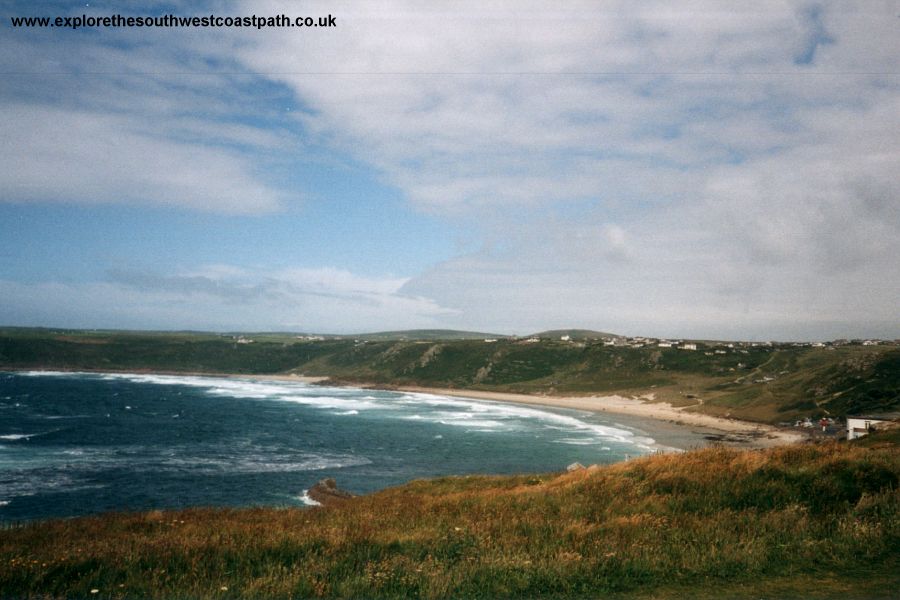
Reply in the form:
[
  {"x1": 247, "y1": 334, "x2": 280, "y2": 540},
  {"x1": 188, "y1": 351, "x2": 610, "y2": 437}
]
[
  {"x1": 560, "y1": 335, "x2": 571, "y2": 341},
  {"x1": 681, "y1": 343, "x2": 697, "y2": 351},
  {"x1": 847, "y1": 413, "x2": 900, "y2": 440}
]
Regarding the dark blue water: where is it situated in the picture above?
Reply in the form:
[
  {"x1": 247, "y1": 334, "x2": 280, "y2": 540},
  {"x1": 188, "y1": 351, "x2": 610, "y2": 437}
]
[{"x1": 0, "y1": 371, "x2": 659, "y2": 521}]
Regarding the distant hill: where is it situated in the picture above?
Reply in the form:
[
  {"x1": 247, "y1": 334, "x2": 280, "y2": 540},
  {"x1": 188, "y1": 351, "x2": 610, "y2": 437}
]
[
  {"x1": 528, "y1": 329, "x2": 620, "y2": 340},
  {"x1": 3, "y1": 328, "x2": 898, "y2": 423},
  {"x1": 0, "y1": 327, "x2": 506, "y2": 344},
  {"x1": 343, "y1": 329, "x2": 506, "y2": 341}
]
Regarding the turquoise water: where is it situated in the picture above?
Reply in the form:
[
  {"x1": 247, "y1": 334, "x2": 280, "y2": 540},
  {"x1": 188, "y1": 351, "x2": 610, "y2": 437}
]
[{"x1": 0, "y1": 371, "x2": 657, "y2": 521}]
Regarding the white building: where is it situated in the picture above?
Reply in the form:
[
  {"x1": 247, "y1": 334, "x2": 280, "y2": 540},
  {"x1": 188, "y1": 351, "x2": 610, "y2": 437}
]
[
  {"x1": 681, "y1": 343, "x2": 697, "y2": 351},
  {"x1": 847, "y1": 413, "x2": 899, "y2": 440}
]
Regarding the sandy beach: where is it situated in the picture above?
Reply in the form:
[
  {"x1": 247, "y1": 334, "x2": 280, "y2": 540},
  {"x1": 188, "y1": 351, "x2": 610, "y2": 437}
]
[
  {"x1": 236, "y1": 373, "x2": 806, "y2": 450},
  {"x1": 382, "y1": 385, "x2": 807, "y2": 450},
  {"x1": 237, "y1": 373, "x2": 330, "y2": 384}
]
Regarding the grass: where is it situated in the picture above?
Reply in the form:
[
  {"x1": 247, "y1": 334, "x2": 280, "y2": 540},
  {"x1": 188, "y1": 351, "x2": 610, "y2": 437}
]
[{"x1": 2, "y1": 434, "x2": 898, "y2": 599}]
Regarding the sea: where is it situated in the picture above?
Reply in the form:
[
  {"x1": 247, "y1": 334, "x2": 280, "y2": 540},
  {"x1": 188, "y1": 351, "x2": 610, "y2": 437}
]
[{"x1": 1, "y1": 370, "x2": 663, "y2": 522}]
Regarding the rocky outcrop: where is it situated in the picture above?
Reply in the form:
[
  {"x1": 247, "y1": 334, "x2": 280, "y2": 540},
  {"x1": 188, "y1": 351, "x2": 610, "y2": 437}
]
[{"x1": 307, "y1": 478, "x2": 356, "y2": 506}]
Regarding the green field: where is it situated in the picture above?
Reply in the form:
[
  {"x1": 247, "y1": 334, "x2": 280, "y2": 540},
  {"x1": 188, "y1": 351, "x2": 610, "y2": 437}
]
[{"x1": 2, "y1": 430, "x2": 897, "y2": 599}]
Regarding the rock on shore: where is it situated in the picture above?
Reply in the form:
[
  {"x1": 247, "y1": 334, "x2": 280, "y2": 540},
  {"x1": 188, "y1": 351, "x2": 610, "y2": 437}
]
[{"x1": 307, "y1": 478, "x2": 356, "y2": 506}]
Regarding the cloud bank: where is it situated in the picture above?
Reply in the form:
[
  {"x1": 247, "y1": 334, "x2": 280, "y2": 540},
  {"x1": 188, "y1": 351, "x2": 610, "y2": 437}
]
[
  {"x1": 2, "y1": 0, "x2": 898, "y2": 339},
  {"x1": 0, "y1": 266, "x2": 453, "y2": 333}
]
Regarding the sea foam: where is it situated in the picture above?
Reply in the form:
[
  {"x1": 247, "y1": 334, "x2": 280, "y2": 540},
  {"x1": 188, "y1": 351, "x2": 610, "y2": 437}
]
[
  {"x1": 298, "y1": 490, "x2": 322, "y2": 506},
  {"x1": 20, "y1": 371, "x2": 657, "y2": 451}
]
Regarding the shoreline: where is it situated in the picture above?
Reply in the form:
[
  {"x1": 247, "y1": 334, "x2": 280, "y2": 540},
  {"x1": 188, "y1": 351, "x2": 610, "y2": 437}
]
[
  {"x1": 379, "y1": 385, "x2": 806, "y2": 450},
  {"x1": 238, "y1": 376, "x2": 807, "y2": 450},
  {"x1": 9, "y1": 368, "x2": 806, "y2": 451}
]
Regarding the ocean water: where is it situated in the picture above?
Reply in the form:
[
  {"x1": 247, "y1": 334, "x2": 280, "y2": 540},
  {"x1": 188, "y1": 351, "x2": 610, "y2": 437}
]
[{"x1": 0, "y1": 371, "x2": 659, "y2": 521}]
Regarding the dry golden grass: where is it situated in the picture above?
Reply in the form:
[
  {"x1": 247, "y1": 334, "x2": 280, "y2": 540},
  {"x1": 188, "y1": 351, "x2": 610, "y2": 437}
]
[{"x1": 2, "y1": 436, "x2": 898, "y2": 598}]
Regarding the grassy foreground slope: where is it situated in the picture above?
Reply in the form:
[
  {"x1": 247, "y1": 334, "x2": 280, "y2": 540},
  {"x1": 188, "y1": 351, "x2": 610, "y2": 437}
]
[
  {"x1": 1, "y1": 328, "x2": 898, "y2": 423},
  {"x1": 2, "y1": 433, "x2": 898, "y2": 599}
]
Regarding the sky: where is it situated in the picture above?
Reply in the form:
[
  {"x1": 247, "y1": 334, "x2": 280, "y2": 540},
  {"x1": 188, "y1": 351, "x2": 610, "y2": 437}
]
[{"x1": 1, "y1": 0, "x2": 898, "y2": 340}]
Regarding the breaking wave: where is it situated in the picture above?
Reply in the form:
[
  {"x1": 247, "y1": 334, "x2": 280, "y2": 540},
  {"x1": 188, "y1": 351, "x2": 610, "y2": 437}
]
[{"x1": 17, "y1": 371, "x2": 656, "y2": 450}]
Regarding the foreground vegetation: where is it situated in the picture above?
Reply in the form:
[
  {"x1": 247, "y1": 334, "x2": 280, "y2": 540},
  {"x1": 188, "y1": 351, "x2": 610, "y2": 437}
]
[
  {"x1": 2, "y1": 432, "x2": 898, "y2": 598},
  {"x1": 2, "y1": 327, "x2": 898, "y2": 424}
]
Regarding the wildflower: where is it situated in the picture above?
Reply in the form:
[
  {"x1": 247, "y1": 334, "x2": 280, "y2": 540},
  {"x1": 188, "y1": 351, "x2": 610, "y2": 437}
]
[
  {"x1": 90, "y1": 590, "x2": 99, "y2": 594},
  {"x1": 221, "y1": 586, "x2": 228, "y2": 591}
]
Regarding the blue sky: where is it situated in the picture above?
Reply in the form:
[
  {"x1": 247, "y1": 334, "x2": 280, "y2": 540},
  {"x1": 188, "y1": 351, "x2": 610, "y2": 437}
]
[{"x1": 1, "y1": 1, "x2": 898, "y2": 339}]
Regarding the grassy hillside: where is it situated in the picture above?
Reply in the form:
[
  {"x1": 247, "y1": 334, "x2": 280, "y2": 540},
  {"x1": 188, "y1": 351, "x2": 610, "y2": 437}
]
[
  {"x1": 0, "y1": 329, "x2": 344, "y2": 375},
  {"x1": 347, "y1": 330, "x2": 505, "y2": 341},
  {"x1": 1, "y1": 328, "x2": 898, "y2": 423},
  {"x1": 2, "y1": 435, "x2": 897, "y2": 599}
]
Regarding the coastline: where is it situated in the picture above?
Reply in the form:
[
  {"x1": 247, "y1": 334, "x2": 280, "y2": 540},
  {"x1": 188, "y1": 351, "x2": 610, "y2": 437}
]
[
  {"x1": 382, "y1": 385, "x2": 806, "y2": 450},
  {"x1": 236, "y1": 374, "x2": 806, "y2": 450},
  {"x1": 10, "y1": 368, "x2": 806, "y2": 451}
]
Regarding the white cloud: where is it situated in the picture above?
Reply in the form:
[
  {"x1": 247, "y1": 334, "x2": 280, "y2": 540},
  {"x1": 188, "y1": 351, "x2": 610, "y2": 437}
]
[
  {"x1": 3, "y1": 0, "x2": 897, "y2": 337},
  {"x1": 225, "y1": 0, "x2": 899, "y2": 337},
  {"x1": 0, "y1": 265, "x2": 455, "y2": 333},
  {"x1": 1, "y1": 104, "x2": 283, "y2": 214},
  {"x1": 702, "y1": 93, "x2": 900, "y2": 272},
  {"x1": 1, "y1": 22, "x2": 294, "y2": 214}
]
